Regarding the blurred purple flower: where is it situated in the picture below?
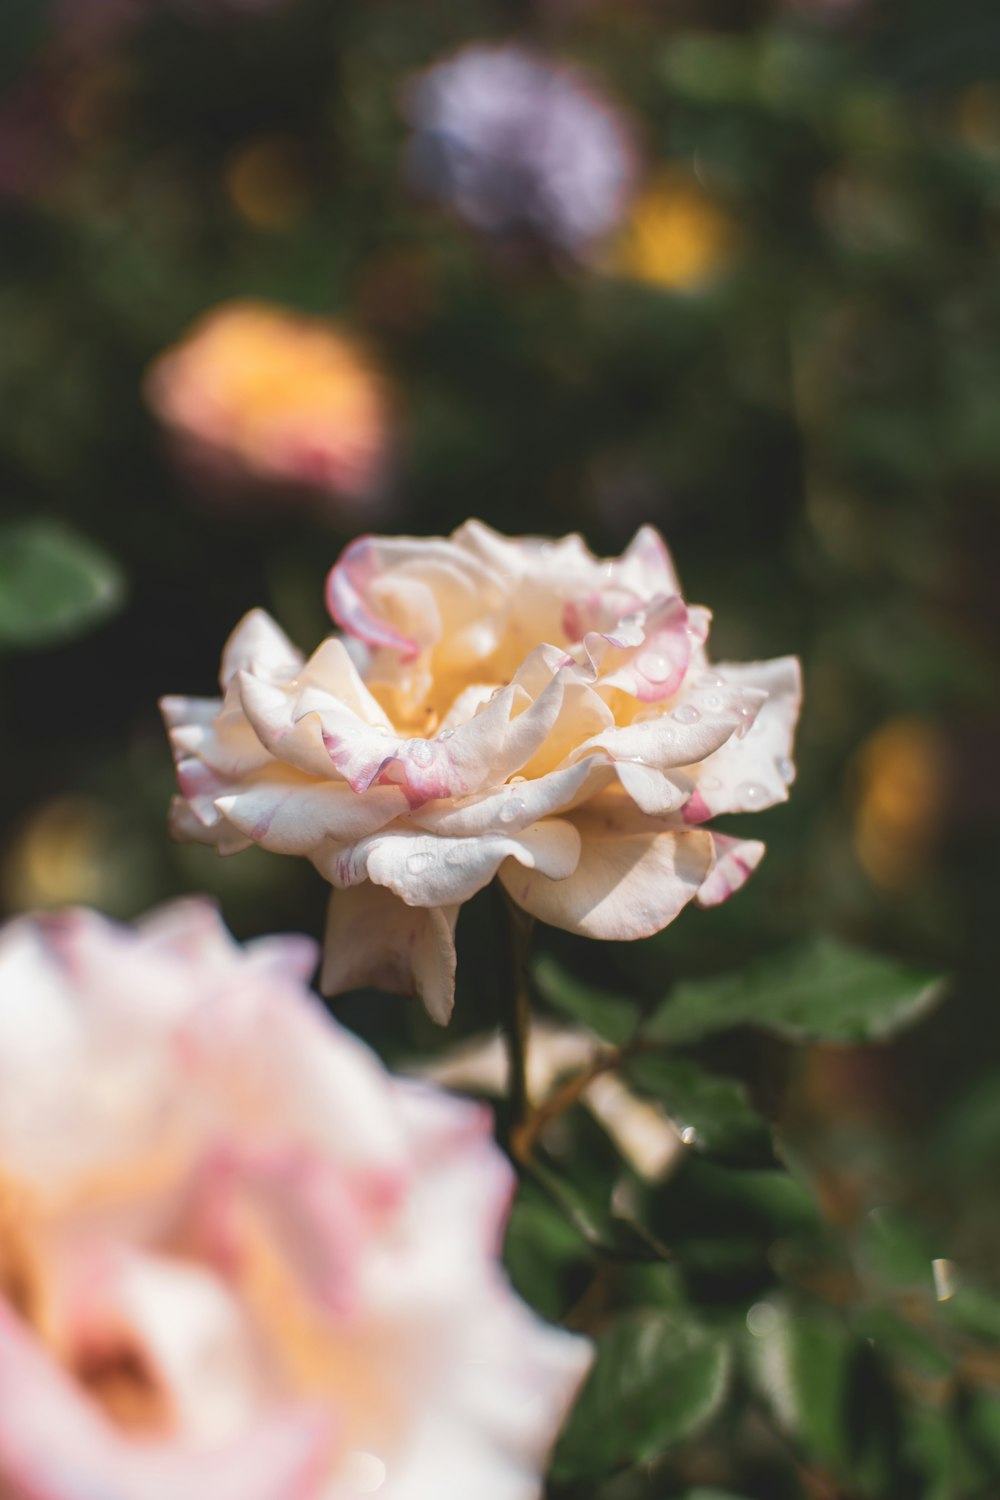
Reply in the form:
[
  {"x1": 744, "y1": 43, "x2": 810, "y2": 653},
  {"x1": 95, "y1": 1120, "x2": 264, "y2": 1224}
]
[{"x1": 402, "y1": 44, "x2": 638, "y2": 256}]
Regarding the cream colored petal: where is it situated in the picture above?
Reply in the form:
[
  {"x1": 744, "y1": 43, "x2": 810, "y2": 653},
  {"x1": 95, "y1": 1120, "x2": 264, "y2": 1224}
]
[
  {"x1": 321, "y1": 885, "x2": 460, "y2": 1023},
  {"x1": 500, "y1": 809, "x2": 713, "y2": 939},
  {"x1": 695, "y1": 833, "x2": 766, "y2": 907},
  {"x1": 220, "y1": 607, "x2": 304, "y2": 689},
  {"x1": 692, "y1": 656, "x2": 802, "y2": 815},
  {"x1": 215, "y1": 773, "x2": 405, "y2": 853},
  {"x1": 318, "y1": 819, "x2": 581, "y2": 910}
]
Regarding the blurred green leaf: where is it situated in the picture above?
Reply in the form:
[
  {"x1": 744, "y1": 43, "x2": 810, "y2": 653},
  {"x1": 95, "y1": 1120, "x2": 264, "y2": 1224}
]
[
  {"x1": 504, "y1": 1188, "x2": 583, "y2": 1323},
  {"x1": 554, "y1": 1308, "x2": 732, "y2": 1479},
  {"x1": 646, "y1": 938, "x2": 945, "y2": 1046},
  {"x1": 744, "y1": 1297, "x2": 854, "y2": 1473},
  {"x1": 624, "y1": 1053, "x2": 774, "y2": 1164},
  {"x1": 533, "y1": 955, "x2": 640, "y2": 1045},
  {"x1": 940, "y1": 1281, "x2": 1000, "y2": 1343},
  {"x1": 0, "y1": 520, "x2": 125, "y2": 650},
  {"x1": 853, "y1": 1306, "x2": 954, "y2": 1380},
  {"x1": 857, "y1": 1206, "x2": 939, "y2": 1294}
]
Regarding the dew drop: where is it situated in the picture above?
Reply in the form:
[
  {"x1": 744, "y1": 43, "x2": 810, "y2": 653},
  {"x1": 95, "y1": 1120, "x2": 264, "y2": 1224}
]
[
  {"x1": 438, "y1": 727, "x2": 455, "y2": 741},
  {"x1": 746, "y1": 1301, "x2": 780, "y2": 1338},
  {"x1": 405, "y1": 850, "x2": 435, "y2": 875},
  {"x1": 405, "y1": 738, "x2": 434, "y2": 767},
  {"x1": 500, "y1": 797, "x2": 527, "y2": 824},
  {"x1": 776, "y1": 756, "x2": 795, "y2": 784},
  {"x1": 444, "y1": 844, "x2": 469, "y2": 866},
  {"x1": 342, "y1": 1451, "x2": 387, "y2": 1495},
  {"x1": 672, "y1": 703, "x2": 701, "y2": 725},
  {"x1": 680, "y1": 1125, "x2": 698, "y2": 1145},
  {"x1": 738, "y1": 781, "x2": 768, "y2": 809},
  {"x1": 702, "y1": 693, "x2": 723, "y2": 710},
  {"x1": 638, "y1": 650, "x2": 674, "y2": 684},
  {"x1": 932, "y1": 1257, "x2": 960, "y2": 1302}
]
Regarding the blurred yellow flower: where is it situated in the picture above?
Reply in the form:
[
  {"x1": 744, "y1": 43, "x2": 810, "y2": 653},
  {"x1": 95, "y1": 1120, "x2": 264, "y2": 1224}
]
[
  {"x1": 852, "y1": 716, "x2": 944, "y2": 890},
  {"x1": 613, "y1": 169, "x2": 735, "y2": 292},
  {"x1": 145, "y1": 300, "x2": 390, "y2": 503}
]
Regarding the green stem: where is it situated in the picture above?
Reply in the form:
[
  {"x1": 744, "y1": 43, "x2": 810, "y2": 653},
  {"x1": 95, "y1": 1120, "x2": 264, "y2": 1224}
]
[{"x1": 493, "y1": 883, "x2": 535, "y2": 1145}]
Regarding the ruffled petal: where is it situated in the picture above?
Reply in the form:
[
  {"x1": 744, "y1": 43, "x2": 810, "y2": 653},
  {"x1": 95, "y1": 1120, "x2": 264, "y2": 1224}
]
[
  {"x1": 690, "y1": 656, "x2": 802, "y2": 815},
  {"x1": 696, "y1": 833, "x2": 766, "y2": 908},
  {"x1": 317, "y1": 819, "x2": 581, "y2": 910},
  {"x1": 500, "y1": 807, "x2": 713, "y2": 939},
  {"x1": 321, "y1": 885, "x2": 460, "y2": 1024}
]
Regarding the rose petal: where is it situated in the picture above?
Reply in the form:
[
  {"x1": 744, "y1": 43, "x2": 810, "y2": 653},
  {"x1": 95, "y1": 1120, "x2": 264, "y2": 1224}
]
[
  {"x1": 690, "y1": 656, "x2": 802, "y2": 815},
  {"x1": 0, "y1": 1302, "x2": 332, "y2": 1500},
  {"x1": 321, "y1": 885, "x2": 460, "y2": 1023},
  {"x1": 500, "y1": 807, "x2": 713, "y2": 939},
  {"x1": 696, "y1": 833, "x2": 766, "y2": 908}
]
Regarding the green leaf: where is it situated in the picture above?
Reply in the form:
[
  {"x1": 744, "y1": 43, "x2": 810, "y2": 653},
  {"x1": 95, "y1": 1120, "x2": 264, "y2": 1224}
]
[
  {"x1": 503, "y1": 1189, "x2": 583, "y2": 1323},
  {"x1": 852, "y1": 1307, "x2": 954, "y2": 1380},
  {"x1": 624, "y1": 1053, "x2": 774, "y2": 1163},
  {"x1": 554, "y1": 1308, "x2": 732, "y2": 1479},
  {"x1": 856, "y1": 1206, "x2": 939, "y2": 1294},
  {"x1": 744, "y1": 1297, "x2": 854, "y2": 1472},
  {"x1": 646, "y1": 937, "x2": 945, "y2": 1046},
  {"x1": 0, "y1": 520, "x2": 125, "y2": 650},
  {"x1": 533, "y1": 954, "x2": 640, "y2": 1045},
  {"x1": 939, "y1": 1280, "x2": 1000, "y2": 1343}
]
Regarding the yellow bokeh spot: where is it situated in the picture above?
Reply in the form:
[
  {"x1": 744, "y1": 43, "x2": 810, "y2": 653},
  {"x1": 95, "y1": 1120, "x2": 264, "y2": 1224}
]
[
  {"x1": 852, "y1": 716, "x2": 943, "y2": 891},
  {"x1": 225, "y1": 135, "x2": 309, "y2": 230},
  {"x1": 957, "y1": 84, "x2": 1000, "y2": 156},
  {"x1": 2, "y1": 798, "x2": 112, "y2": 912},
  {"x1": 613, "y1": 169, "x2": 735, "y2": 292}
]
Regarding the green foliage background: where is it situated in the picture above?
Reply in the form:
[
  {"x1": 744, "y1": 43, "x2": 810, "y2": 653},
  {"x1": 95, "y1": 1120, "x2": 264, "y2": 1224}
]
[{"x1": 1, "y1": 1, "x2": 1000, "y2": 1495}]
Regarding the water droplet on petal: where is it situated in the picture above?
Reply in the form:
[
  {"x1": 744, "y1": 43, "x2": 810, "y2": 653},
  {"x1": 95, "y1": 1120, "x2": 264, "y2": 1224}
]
[
  {"x1": 776, "y1": 756, "x2": 795, "y2": 784},
  {"x1": 932, "y1": 1258, "x2": 960, "y2": 1302},
  {"x1": 702, "y1": 693, "x2": 723, "y2": 711},
  {"x1": 638, "y1": 650, "x2": 674, "y2": 684},
  {"x1": 673, "y1": 703, "x2": 701, "y2": 725},
  {"x1": 499, "y1": 797, "x2": 527, "y2": 824},
  {"x1": 444, "y1": 844, "x2": 469, "y2": 866},
  {"x1": 405, "y1": 850, "x2": 435, "y2": 875},
  {"x1": 405, "y1": 738, "x2": 434, "y2": 767},
  {"x1": 438, "y1": 728, "x2": 455, "y2": 741},
  {"x1": 746, "y1": 1301, "x2": 780, "y2": 1338},
  {"x1": 680, "y1": 1125, "x2": 698, "y2": 1145},
  {"x1": 738, "y1": 781, "x2": 768, "y2": 809},
  {"x1": 342, "y1": 1451, "x2": 387, "y2": 1495}
]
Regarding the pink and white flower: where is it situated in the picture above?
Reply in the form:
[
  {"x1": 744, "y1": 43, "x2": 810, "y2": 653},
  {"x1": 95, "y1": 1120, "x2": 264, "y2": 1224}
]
[
  {"x1": 163, "y1": 522, "x2": 801, "y2": 1021},
  {"x1": 0, "y1": 900, "x2": 590, "y2": 1499}
]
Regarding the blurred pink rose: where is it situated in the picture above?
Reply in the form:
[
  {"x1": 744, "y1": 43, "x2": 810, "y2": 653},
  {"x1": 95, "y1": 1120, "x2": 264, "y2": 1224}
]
[
  {"x1": 163, "y1": 523, "x2": 801, "y2": 1021},
  {"x1": 0, "y1": 900, "x2": 590, "y2": 1499},
  {"x1": 144, "y1": 302, "x2": 391, "y2": 507}
]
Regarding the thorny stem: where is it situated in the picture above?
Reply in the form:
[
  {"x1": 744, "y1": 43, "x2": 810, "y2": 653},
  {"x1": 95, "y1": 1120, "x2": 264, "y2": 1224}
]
[{"x1": 493, "y1": 883, "x2": 535, "y2": 1146}]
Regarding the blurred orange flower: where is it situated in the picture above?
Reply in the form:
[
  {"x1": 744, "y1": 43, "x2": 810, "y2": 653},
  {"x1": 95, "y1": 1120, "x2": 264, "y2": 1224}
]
[{"x1": 144, "y1": 301, "x2": 391, "y2": 505}]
